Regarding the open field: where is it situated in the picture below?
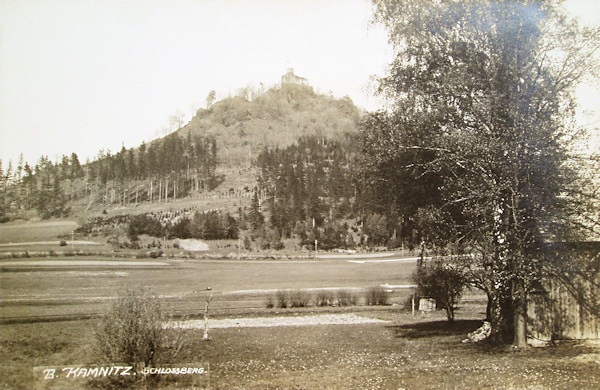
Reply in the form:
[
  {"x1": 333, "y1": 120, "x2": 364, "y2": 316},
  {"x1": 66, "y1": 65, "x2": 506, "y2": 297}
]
[
  {"x1": 0, "y1": 255, "x2": 418, "y2": 322},
  {"x1": 2, "y1": 310, "x2": 600, "y2": 389},
  {"x1": 2, "y1": 255, "x2": 600, "y2": 389},
  {"x1": 0, "y1": 221, "x2": 79, "y2": 244},
  {"x1": 2, "y1": 222, "x2": 599, "y2": 389}
]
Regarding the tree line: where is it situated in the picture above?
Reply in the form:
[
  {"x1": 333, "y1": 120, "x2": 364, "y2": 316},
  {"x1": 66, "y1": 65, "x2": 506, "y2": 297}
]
[
  {"x1": 254, "y1": 134, "x2": 427, "y2": 250},
  {"x1": 0, "y1": 153, "x2": 82, "y2": 221},
  {"x1": 0, "y1": 131, "x2": 219, "y2": 221}
]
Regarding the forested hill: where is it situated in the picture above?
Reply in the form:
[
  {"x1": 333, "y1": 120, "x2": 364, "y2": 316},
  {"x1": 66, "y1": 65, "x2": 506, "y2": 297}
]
[
  {"x1": 0, "y1": 81, "x2": 363, "y2": 222},
  {"x1": 178, "y1": 83, "x2": 362, "y2": 166}
]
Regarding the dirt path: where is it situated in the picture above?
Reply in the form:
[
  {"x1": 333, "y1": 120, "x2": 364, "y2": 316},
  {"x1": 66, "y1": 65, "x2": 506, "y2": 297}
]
[{"x1": 168, "y1": 313, "x2": 391, "y2": 329}]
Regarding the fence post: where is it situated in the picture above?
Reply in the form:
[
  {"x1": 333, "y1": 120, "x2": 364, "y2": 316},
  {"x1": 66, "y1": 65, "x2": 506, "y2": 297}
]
[{"x1": 203, "y1": 287, "x2": 213, "y2": 341}]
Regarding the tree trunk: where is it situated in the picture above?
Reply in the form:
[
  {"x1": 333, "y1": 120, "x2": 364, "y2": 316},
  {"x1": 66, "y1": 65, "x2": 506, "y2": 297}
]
[
  {"x1": 513, "y1": 279, "x2": 527, "y2": 348},
  {"x1": 514, "y1": 304, "x2": 527, "y2": 347}
]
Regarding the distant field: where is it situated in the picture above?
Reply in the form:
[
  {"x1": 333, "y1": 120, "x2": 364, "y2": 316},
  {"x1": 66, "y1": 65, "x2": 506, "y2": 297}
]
[
  {"x1": 0, "y1": 221, "x2": 78, "y2": 244},
  {"x1": 0, "y1": 220, "x2": 421, "y2": 323},
  {"x1": 0, "y1": 256, "x2": 419, "y2": 321}
]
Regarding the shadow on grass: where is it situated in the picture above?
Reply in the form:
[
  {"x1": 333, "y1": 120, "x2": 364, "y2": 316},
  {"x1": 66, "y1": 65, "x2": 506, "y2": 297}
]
[{"x1": 388, "y1": 319, "x2": 483, "y2": 339}]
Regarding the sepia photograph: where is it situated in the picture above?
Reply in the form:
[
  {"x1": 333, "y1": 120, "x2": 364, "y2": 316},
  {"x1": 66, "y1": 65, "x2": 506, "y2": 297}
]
[{"x1": 1, "y1": 0, "x2": 599, "y2": 388}]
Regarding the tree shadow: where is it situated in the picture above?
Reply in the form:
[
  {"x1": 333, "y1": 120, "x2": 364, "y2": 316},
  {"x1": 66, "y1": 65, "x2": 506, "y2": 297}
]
[{"x1": 387, "y1": 319, "x2": 483, "y2": 339}]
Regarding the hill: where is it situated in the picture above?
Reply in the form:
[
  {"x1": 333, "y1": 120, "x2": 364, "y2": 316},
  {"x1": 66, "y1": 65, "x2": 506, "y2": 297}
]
[
  {"x1": 0, "y1": 77, "x2": 364, "y2": 229},
  {"x1": 180, "y1": 82, "x2": 362, "y2": 167}
]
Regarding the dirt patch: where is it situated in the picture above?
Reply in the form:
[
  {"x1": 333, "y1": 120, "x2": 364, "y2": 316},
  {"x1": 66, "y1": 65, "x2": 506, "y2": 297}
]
[
  {"x1": 177, "y1": 239, "x2": 209, "y2": 251},
  {"x1": 168, "y1": 313, "x2": 390, "y2": 329}
]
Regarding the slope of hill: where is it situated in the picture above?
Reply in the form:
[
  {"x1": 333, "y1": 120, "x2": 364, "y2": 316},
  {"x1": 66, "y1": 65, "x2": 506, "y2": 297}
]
[
  {"x1": 180, "y1": 83, "x2": 362, "y2": 167},
  {"x1": 0, "y1": 80, "x2": 363, "y2": 225}
]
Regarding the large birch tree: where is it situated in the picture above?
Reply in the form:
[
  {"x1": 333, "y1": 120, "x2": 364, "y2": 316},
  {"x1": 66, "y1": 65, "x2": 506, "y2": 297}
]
[{"x1": 362, "y1": 0, "x2": 600, "y2": 344}]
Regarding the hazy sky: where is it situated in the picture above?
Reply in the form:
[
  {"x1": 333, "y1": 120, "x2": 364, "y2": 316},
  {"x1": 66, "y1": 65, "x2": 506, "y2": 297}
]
[{"x1": 1, "y1": 0, "x2": 598, "y2": 167}]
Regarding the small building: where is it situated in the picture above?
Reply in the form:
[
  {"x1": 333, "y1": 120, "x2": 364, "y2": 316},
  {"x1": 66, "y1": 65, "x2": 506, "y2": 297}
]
[
  {"x1": 281, "y1": 68, "x2": 308, "y2": 86},
  {"x1": 527, "y1": 242, "x2": 600, "y2": 345}
]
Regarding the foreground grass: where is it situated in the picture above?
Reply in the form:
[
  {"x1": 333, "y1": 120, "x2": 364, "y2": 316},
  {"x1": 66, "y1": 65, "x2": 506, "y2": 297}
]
[{"x1": 1, "y1": 311, "x2": 599, "y2": 389}]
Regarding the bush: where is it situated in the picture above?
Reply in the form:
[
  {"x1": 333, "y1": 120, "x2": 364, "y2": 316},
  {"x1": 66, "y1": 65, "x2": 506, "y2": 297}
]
[
  {"x1": 148, "y1": 249, "x2": 164, "y2": 259},
  {"x1": 337, "y1": 289, "x2": 358, "y2": 306},
  {"x1": 276, "y1": 290, "x2": 289, "y2": 308},
  {"x1": 128, "y1": 214, "x2": 163, "y2": 241},
  {"x1": 315, "y1": 290, "x2": 335, "y2": 307},
  {"x1": 93, "y1": 287, "x2": 184, "y2": 388},
  {"x1": 59, "y1": 240, "x2": 67, "y2": 246},
  {"x1": 289, "y1": 290, "x2": 311, "y2": 308},
  {"x1": 365, "y1": 286, "x2": 389, "y2": 306},
  {"x1": 265, "y1": 295, "x2": 275, "y2": 308},
  {"x1": 413, "y1": 260, "x2": 467, "y2": 321}
]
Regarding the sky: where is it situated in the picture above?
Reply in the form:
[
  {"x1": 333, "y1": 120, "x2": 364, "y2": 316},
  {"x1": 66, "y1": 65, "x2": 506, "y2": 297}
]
[{"x1": 0, "y1": 0, "x2": 599, "y2": 167}]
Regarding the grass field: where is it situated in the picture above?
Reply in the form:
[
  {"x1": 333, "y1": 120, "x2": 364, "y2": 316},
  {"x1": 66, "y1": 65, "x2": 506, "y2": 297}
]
[
  {"x1": 0, "y1": 221, "x2": 78, "y2": 244},
  {"x1": 2, "y1": 310, "x2": 599, "y2": 389},
  {"x1": 2, "y1": 221, "x2": 600, "y2": 389},
  {"x1": 0, "y1": 255, "x2": 418, "y2": 321}
]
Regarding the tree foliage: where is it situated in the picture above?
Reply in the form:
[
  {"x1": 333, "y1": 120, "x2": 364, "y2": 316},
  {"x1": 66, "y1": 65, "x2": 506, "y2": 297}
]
[
  {"x1": 414, "y1": 258, "x2": 467, "y2": 321},
  {"x1": 365, "y1": 0, "x2": 600, "y2": 343},
  {"x1": 93, "y1": 287, "x2": 184, "y2": 388},
  {"x1": 257, "y1": 135, "x2": 357, "y2": 239}
]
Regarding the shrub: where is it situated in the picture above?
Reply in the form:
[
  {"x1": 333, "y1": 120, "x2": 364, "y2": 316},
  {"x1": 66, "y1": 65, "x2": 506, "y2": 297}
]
[
  {"x1": 289, "y1": 290, "x2": 311, "y2": 308},
  {"x1": 315, "y1": 290, "x2": 335, "y2": 306},
  {"x1": 148, "y1": 249, "x2": 163, "y2": 259},
  {"x1": 365, "y1": 286, "x2": 389, "y2": 306},
  {"x1": 413, "y1": 260, "x2": 467, "y2": 321},
  {"x1": 276, "y1": 290, "x2": 289, "y2": 308},
  {"x1": 271, "y1": 240, "x2": 285, "y2": 250},
  {"x1": 93, "y1": 287, "x2": 184, "y2": 388},
  {"x1": 337, "y1": 289, "x2": 358, "y2": 306},
  {"x1": 265, "y1": 295, "x2": 275, "y2": 309},
  {"x1": 59, "y1": 240, "x2": 67, "y2": 246},
  {"x1": 402, "y1": 292, "x2": 418, "y2": 312},
  {"x1": 128, "y1": 214, "x2": 163, "y2": 241}
]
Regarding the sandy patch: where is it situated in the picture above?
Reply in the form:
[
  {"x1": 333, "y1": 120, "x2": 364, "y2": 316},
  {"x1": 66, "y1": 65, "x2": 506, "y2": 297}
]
[
  {"x1": 168, "y1": 313, "x2": 390, "y2": 329},
  {"x1": 177, "y1": 239, "x2": 209, "y2": 251},
  {"x1": 347, "y1": 256, "x2": 424, "y2": 264},
  {"x1": 317, "y1": 252, "x2": 397, "y2": 259}
]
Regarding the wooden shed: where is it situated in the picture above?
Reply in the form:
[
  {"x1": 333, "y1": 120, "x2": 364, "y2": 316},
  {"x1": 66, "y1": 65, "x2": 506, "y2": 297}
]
[{"x1": 527, "y1": 242, "x2": 600, "y2": 346}]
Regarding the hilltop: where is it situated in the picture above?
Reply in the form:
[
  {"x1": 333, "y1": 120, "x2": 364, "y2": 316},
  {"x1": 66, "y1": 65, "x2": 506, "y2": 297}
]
[{"x1": 179, "y1": 81, "x2": 362, "y2": 167}]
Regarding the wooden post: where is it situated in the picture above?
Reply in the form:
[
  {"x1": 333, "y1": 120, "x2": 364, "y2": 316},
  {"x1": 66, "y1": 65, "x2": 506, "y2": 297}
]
[{"x1": 203, "y1": 287, "x2": 213, "y2": 341}]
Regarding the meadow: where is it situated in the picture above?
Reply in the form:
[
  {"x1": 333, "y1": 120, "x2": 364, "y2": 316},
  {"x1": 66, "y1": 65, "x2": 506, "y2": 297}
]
[
  {"x1": 1, "y1": 221, "x2": 599, "y2": 389},
  {"x1": 2, "y1": 309, "x2": 599, "y2": 389}
]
